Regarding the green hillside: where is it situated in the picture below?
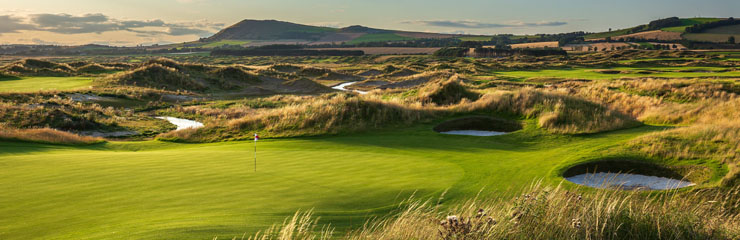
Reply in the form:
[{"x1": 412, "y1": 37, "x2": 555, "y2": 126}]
[{"x1": 585, "y1": 17, "x2": 723, "y2": 39}]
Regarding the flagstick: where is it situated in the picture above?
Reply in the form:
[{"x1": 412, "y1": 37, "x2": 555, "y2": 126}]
[{"x1": 254, "y1": 135, "x2": 257, "y2": 172}]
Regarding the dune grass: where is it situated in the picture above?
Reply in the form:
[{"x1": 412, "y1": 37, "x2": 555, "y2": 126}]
[
  {"x1": 0, "y1": 127, "x2": 104, "y2": 145},
  {"x1": 0, "y1": 76, "x2": 93, "y2": 92},
  {"x1": 0, "y1": 122, "x2": 691, "y2": 239},
  {"x1": 491, "y1": 67, "x2": 740, "y2": 82},
  {"x1": 251, "y1": 183, "x2": 740, "y2": 240}
]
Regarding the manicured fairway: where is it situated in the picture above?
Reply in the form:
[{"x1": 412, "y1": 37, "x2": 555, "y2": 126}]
[
  {"x1": 491, "y1": 67, "x2": 740, "y2": 81},
  {"x1": 0, "y1": 123, "x2": 721, "y2": 239},
  {"x1": 0, "y1": 77, "x2": 93, "y2": 92}
]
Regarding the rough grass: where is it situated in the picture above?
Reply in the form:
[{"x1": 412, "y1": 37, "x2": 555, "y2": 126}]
[
  {"x1": 0, "y1": 127, "x2": 103, "y2": 145},
  {"x1": 460, "y1": 89, "x2": 641, "y2": 134},
  {"x1": 248, "y1": 182, "x2": 740, "y2": 240},
  {"x1": 417, "y1": 75, "x2": 481, "y2": 105},
  {"x1": 159, "y1": 86, "x2": 639, "y2": 142},
  {"x1": 103, "y1": 63, "x2": 205, "y2": 91}
]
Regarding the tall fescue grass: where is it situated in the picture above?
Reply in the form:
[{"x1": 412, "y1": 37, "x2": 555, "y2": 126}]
[
  {"x1": 417, "y1": 75, "x2": 481, "y2": 105},
  {"x1": 244, "y1": 182, "x2": 740, "y2": 240},
  {"x1": 459, "y1": 88, "x2": 641, "y2": 134},
  {"x1": 0, "y1": 126, "x2": 103, "y2": 145},
  {"x1": 554, "y1": 78, "x2": 740, "y2": 186},
  {"x1": 159, "y1": 86, "x2": 640, "y2": 142},
  {"x1": 630, "y1": 121, "x2": 740, "y2": 186}
]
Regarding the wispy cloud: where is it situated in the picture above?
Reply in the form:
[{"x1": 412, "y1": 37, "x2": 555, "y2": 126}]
[
  {"x1": 0, "y1": 13, "x2": 222, "y2": 37},
  {"x1": 401, "y1": 20, "x2": 567, "y2": 29}
]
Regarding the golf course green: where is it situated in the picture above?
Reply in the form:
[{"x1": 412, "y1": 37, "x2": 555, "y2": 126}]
[
  {"x1": 0, "y1": 121, "x2": 718, "y2": 239},
  {"x1": 0, "y1": 77, "x2": 93, "y2": 93}
]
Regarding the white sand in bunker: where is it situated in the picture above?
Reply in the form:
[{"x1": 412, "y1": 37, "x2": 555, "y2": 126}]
[
  {"x1": 439, "y1": 130, "x2": 508, "y2": 136},
  {"x1": 566, "y1": 172, "x2": 695, "y2": 190},
  {"x1": 434, "y1": 116, "x2": 522, "y2": 137},
  {"x1": 156, "y1": 117, "x2": 204, "y2": 131},
  {"x1": 332, "y1": 82, "x2": 368, "y2": 94}
]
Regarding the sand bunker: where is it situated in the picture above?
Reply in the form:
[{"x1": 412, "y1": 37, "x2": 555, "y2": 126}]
[
  {"x1": 564, "y1": 160, "x2": 696, "y2": 190},
  {"x1": 156, "y1": 117, "x2": 204, "y2": 131},
  {"x1": 434, "y1": 116, "x2": 521, "y2": 136},
  {"x1": 439, "y1": 130, "x2": 508, "y2": 136},
  {"x1": 332, "y1": 82, "x2": 368, "y2": 94},
  {"x1": 567, "y1": 173, "x2": 695, "y2": 190}
]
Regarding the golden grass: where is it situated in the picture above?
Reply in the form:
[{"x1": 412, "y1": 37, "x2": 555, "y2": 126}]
[
  {"x1": 416, "y1": 75, "x2": 481, "y2": 105},
  {"x1": 460, "y1": 88, "x2": 641, "y2": 134},
  {"x1": 0, "y1": 126, "x2": 103, "y2": 145},
  {"x1": 245, "y1": 182, "x2": 740, "y2": 240},
  {"x1": 159, "y1": 86, "x2": 640, "y2": 142}
]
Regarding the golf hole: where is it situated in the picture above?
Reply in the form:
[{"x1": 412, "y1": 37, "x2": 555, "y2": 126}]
[
  {"x1": 434, "y1": 116, "x2": 522, "y2": 136},
  {"x1": 563, "y1": 160, "x2": 696, "y2": 190}
]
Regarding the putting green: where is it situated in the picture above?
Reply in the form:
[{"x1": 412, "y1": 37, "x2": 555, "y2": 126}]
[
  {"x1": 0, "y1": 123, "x2": 715, "y2": 239},
  {"x1": 0, "y1": 77, "x2": 93, "y2": 93}
]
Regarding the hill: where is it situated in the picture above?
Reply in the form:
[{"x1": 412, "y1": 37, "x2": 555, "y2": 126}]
[
  {"x1": 585, "y1": 17, "x2": 739, "y2": 42},
  {"x1": 200, "y1": 19, "x2": 457, "y2": 47},
  {"x1": 206, "y1": 19, "x2": 337, "y2": 41}
]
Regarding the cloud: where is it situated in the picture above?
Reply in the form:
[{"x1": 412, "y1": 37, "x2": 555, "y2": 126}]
[
  {"x1": 0, "y1": 15, "x2": 36, "y2": 34},
  {"x1": 5, "y1": 13, "x2": 220, "y2": 37},
  {"x1": 401, "y1": 20, "x2": 567, "y2": 29}
]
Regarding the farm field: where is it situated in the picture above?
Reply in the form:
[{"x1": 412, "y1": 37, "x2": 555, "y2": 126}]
[
  {"x1": 0, "y1": 121, "x2": 704, "y2": 239},
  {"x1": 684, "y1": 24, "x2": 740, "y2": 43},
  {"x1": 346, "y1": 33, "x2": 415, "y2": 44},
  {"x1": 0, "y1": 77, "x2": 93, "y2": 93},
  {"x1": 200, "y1": 40, "x2": 252, "y2": 48},
  {"x1": 313, "y1": 47, "x2": 440, "y2": 55}
]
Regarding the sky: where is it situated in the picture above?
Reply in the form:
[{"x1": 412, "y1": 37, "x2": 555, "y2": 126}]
[{"x1": 0, "y1": 0, "x2": 737, "y2": 46}]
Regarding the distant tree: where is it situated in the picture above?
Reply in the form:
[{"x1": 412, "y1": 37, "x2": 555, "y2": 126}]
[
  {"x1": 729, "y1": 36, "x2": 736, "y2": 44},
  {"x1": 609, "y1": 28, "x2": 612, "y2": 32}
]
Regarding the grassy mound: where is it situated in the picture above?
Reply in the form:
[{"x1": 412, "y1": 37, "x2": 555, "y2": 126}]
[
  {"x1": 76, "y1": 63, "x2": 113, "y2": 74},
  {"x1": 104, "y1": 64, "x2": 205, "y2": 91},
  {"x1": 159, "y1": 93, "x2": 435, "y2": 142},
  {"x1": 0, "y1": 71, "x2": 18, "y2": 80},
  {"x1": 0, "y1": 106, "x2": 105, "y2": 131},
  {"x1": 1, "y1": 59, "x2": 75, "y2": 76},
  {"x1": 629, "y1": 122, "x2": 740, "y2": 186},
  {"x1": 0, "y1": 127, "x2": 103, "y2": 145},
  {"x1": 269, "y1": 64, "x2": 302, "y2": 73},
  {"x1": 461, "y1": 89, "x2": 642, "y2": 134},
  {"x1": 209, "y1": 66, "x2": 261, "y2": 84},
  {"x1": 159, "y1": 88, "x2": 639, "y2": 142},
  {"x1": 417, "y1": 76, "x2": 480, "y2": 105}
]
